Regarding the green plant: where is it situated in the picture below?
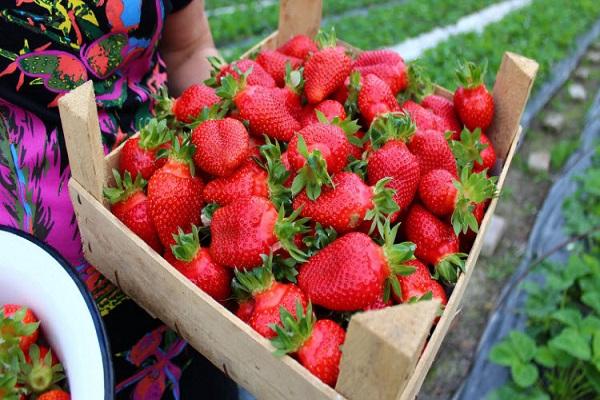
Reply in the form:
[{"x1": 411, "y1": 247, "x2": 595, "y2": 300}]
[
  {"x1": 488, "y1": 146, "x2": 600, "y2": 399},
  {"x1": 550, "y1": 139, "x2": 580, "y2": 171}
]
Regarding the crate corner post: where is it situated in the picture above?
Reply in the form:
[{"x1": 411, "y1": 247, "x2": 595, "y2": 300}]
[
  {"x1": 58, "y1": 80, "x2": 106, "y2": 204},
  {"x1": 488, "y1": 52, "x2": 539, "y2": 161},
  {"x1": 335, "y1": 300, "x2": 440, "y2": 400},
  {"x1": 277, "y1": 0, "x2": 323, "y2": 45}
]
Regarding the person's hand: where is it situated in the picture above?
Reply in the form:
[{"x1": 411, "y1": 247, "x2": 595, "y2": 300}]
[{"x1": 159, "y1": 0, "x2": 220, "y2": 96}]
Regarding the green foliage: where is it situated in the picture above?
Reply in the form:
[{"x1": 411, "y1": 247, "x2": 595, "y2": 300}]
[
  {"x1": 420, "y1": 0, "x2": 600, "y2": 93},
  {"x1": 488, "y1": 146, "x2": 600, "y2": 399},
  {"x1": 550, "y1": 139, "x2": 580, "y2": 171}
]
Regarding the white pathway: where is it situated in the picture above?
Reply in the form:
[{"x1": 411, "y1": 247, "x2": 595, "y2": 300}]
[{"x1": 389, "y1": 0, "x2": 532, "y2": 60}]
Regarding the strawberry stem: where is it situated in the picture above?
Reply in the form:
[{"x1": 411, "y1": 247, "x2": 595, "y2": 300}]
[
  {"x1": 455, "y1": 60, "x2": 487, "y2": 89},
  {"x1": 396, "y1": 62, "x2": 433, "y2": 104},
  {"x1": 284, "y1": 62, "x2": 304, "y2": 95},
  {"x1": 259, "y1": 137, "x2": 293, "y2": 210},
  {"x1": 364, "y1": 178, "x2": 400, "y2": 235},
  {"x1": 138, "y1": 118, "x2": 173, "y2": 150},
  {"x1": 270, "y1": 301, "x2": 315, "y2": 356},
  {"x1": 449, "y1": 127, "x2": 488, "y2": 169},
  {"x1": 103, "y1": 169, "x2": 146, "y2": 205},
  {"x1": 380, "y1": 220, "x2": 417, "y2": 302},
  {"x1": 451, "y1": 167, "x2": 498, "y2": 234},
  {"x1": 368, "y1": 112, "x2": 416, "y2": 150},
  {"x1": 275, "y1": 206, "x2": 310, "y2": 262},
  {"x1": 232, "y1": 253, "x2": 276, "y2": 300},
  {"x1": 291, "y1": 134, "x2": 335, "y2": 200},
  {"x1": 170, "y1": 225, "x2": 201, "y2": 262},
  {"x1": 435, "y1": 253, "x2": 467, "y2": 284},
  {"x1": 344, "y1": 70, "x2": 362, "y2": 119}
]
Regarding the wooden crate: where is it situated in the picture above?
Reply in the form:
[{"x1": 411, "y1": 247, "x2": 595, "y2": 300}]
[{"x1": 58, "y1": 1, "x2": 538, "y2": 398}]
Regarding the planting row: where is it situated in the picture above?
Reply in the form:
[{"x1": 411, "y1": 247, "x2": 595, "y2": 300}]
[
  {"x1": 216, "y1": 0, "x2": 501, "y2": 59},
  {"x1": 419, "y1": 0, "x2": 600, "y2": 92}
]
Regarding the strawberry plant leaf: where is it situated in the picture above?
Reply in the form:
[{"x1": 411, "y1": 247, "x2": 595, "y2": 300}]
[
  {"x1": 549, "y1": 327, "x2": 591, "y2": 361},
  {"x1": 510, "y1": 361, "x2": 538, "y2": 388}
]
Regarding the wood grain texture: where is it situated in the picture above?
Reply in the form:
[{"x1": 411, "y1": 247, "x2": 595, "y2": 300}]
[
  {"x1": 336, "y1": 301, "x2": 440, "y2": 400},
  {"x1": 68, "y1": 179, "x2": 342, "y2": 400},
  {"x1": 58, "y1": 81, "x2": 106, "y2": 204},
  {"x1": 278, "y1": 0, "x2": 322, "y2": 45},
  {"x1": 487, "y1": 52, "x2": 538, "y2": 162}
]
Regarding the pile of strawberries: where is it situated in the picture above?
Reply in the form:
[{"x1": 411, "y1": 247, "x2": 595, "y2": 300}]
[
  {"x1": 0, "y1": 305, "x2": 70, "y2": 400},
  {"x1": 104, "y1": 29, "x2": 497, "y2": 387}
]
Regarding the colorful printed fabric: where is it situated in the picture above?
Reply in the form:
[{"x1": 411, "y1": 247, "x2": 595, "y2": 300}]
[{"x1": 0, "y1": 1, "x2": 238, "y2": 398}]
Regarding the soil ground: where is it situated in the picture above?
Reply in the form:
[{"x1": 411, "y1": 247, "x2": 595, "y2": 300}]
[{"x1": 419, "y1": 39, "x2": 600, "y2": 399}]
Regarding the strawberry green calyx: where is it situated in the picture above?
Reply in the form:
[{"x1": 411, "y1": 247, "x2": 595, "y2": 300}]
[
  {"x1": 21, "y1": 344, "x2": 65, "y2": 393},
  {"x1": 456, "y1": 60, "x2": 487, "y2": 89},
  {"x1": 315, "y1": 27, "x2": 338, "y2": 49},
  {"x1": 315, "y1": 110, "x2": 362, "y2": 147},
  {"x1": 215, "y1": 67, "x2": 252, "y2": 101},
  {"x1": 284, "y1": 62, "x2": 304, "y2": 95},
  {"x1": 380, "y1": 220, "x2": 417, "y2": 301},
  {"x1": 0, "y1": 308, "x2": 38, "y2": 355},
  {"x1": 153, "y1": 86, "x2": 176, "y2": 123},
  {"x1": 204, "y1": 55, "x2": 228, "y2": 87},
  {"x1": 449, "y1": 128, "x2": 488, "y2": 168},
  {"x1": 291, "y1": 135, "x2": 335, "y2": 200},
  {"x1": 397, "y1": 62, "x2": 433, "y2": 104},
  {"x1": 260, "y1": 137, "x2": 292, "y2": 210},
  {"x1": 232, "y1": 253, "x2": 276, "y2": 300},
  {"x1": 275, "y1": 206, "x2": 310, "y2": 262},
  {"x1": 158, "y1": 136, "x2": 196, "y2": 175},
  {"x1": 451, "y1": 167, "x2": 498, "y2": 234},
  {"x1": 368, "y1": 112, "x2": 416, "y2": 150},
  {"x1": 139, "y1": 118, "x2": 173, "y2": 150},
  {"x1": 270, "y1": 301, "x2": 315, "y2": 356},
  {"x1": 170, "y1": 225, "x2": 202, "y2": 262},
  {"x1": 435, "y1": 253, "x2": 467, "y2": 285},
  {"x1": 0, "y1": 374, "x2": 21, "y2": 400},
  {"x1": 103, "y1": 169, "x2": 146, "y2": 205},
  {"x1": 303, "y1": 223, "x2": 337, "y2": 256},
  {"x1": 364, "y1": 178, "x2": 399, "y2": 234},
  {"x1": 188, "y1": 103, "x2": 229, "y2": 129},
  {"x1": 344, "y1": 70, "x2": 362, "y2": 119}
]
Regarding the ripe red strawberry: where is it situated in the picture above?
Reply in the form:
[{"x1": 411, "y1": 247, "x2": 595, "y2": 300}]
[
  {"x1": 119, "y1": 119, "x2": 173, "y2": 180},
  {"x1": 218, "y1": 74, "x2": 301, "y2": 141},
  {"x1": 454, "y1": 61, "x2": 494, "y2": 131},
  {"x1": 407, "y1": 128, "x2": 457, "y2": 176},
  {"x1": 271, "y1": 303, "x2": 345, "y2": 387},
  {"x1": 303, "y1": 30, "x2": 352, "y2": 104},
  {"x1": 269, "y1": 64, "x2": 305, "y2": 120},
  {"x1": 353, "y1": 50, "x2": 408, "y2": 94},
  {"x1": 20, "y1": 343, "x2": 66, "y2": 394},
  {"x1": 418, "y1": 168, "x2": 497, "y2": 234},
  {"x1": 1, "y1": 305, "x2": 39, "y2": 354},
  {"x1": 293, "y1": 172, "x2": 398, "y2": 233},
  {"x1": 298, "y1": 223, "x2": 416, "y2": 311},
  {"x1": 278, "y1": 34, "x2": 318, "y2": 60},
  {"x1": 172, "y1": 84, "x2": 220, "y2": 123},
  {"x1": 299, "y1": 99, "x2": 346, "y2": 127},
  {"x1": 449, "y1": 128, "x2": 497, "y2": 173},
  {"x1": 401, "y1": 100, "x2": 444, "y2": 131},
  {"x1": 421, "y1": 94, "x2": 461, "y2": 138},
  {"x1": 358, "y1": 74, "x2": 401, "y2": 126},
  {"x1": 256, "y1": 50, "x2": 303, "y2": 87},
  {"x1": 148, "y1": 140, "x2": 204, "y2": 248},
  {"x1": 215, "y1": 58, "x2": 276, "y2": 88},
  {"x1": 395, "y1": 259, "x2": 447, "y2": 305},
  {"x1": 366, "y1": 114, "x2": 421, "y2": 214},
  {"x1": 404, "y1": 204, "x2": 466, "y2": 284},
  {"x1": 210, "y1": 196, "x2": 308, "y2": 268},
  {"x1": 104, "y1": 170, "x2": 162, "y2": 252},
  {"x1": 37, "y1": 390, "x2": 70, "y2": 400},
  {"x1": 191, "y1": 117, "x2": 249, "y2": 177},
  {"x1": 232, "y1": 254, "x2": 307, "y2": 338},
  {"x1": 202, "y1": 161, "x2": 269, "y2": 206},
  {"x1": 287, "y1": 122, "x2": 354, "y2": 199},
  {"x1": 164, "y1": 225, "x2": 232, "y2": 301}
]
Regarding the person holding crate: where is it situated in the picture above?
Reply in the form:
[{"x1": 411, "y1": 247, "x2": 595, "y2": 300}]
[{"x1": 0, "y1": 0, "x2": 239, "y2": 398}]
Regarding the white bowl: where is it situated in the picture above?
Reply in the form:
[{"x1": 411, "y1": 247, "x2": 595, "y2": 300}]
[{"x1": 0, "y1": 226, "x2": 113, "y2": 399}]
